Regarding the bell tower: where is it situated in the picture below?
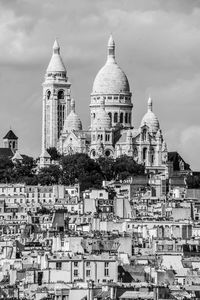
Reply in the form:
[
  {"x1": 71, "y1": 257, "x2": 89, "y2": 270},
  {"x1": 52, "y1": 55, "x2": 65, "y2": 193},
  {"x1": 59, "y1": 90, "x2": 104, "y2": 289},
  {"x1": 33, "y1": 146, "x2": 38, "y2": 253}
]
[{"x1": 42, "y1": 40, "x2": 71, "y2": 150}]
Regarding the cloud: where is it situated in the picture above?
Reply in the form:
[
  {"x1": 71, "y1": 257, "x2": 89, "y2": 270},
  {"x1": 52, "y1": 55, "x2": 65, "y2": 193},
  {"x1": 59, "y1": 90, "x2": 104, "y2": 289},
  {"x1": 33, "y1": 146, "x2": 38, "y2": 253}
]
[
  {"x1": 179, "y1": 126, "x2": 200, "y2": 170},
  {"x1": 0, "y1": 0, "x2": 199, "y2": 169}
]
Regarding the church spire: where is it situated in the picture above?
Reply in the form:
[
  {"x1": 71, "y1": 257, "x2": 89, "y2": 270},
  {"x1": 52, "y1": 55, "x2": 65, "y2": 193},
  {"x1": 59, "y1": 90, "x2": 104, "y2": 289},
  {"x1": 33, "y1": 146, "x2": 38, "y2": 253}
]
[
  {"x1": 53, "y1": 39, "x2": 60, "y2": 54},
  {"x1": 46, "y1": 39, "x2": 66, "y2": 74},
  {"x1": 107, "y1": 34, "x2": 115, "y2": 63},
  {"x1": 71, "y1": 99, "x2": 75, "y2": 113}
]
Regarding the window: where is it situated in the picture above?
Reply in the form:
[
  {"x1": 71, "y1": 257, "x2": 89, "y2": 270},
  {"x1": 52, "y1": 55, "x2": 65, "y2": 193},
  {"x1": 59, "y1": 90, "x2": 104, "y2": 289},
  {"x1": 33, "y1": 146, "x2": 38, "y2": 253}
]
[
  {"x1": 74, "y1": 269, "x2": 78, "y2": 277},
  {"x1": 46, "y1": 90, "x2": 51, "y2": 99},
  {"x1": 114, "y1": 112, "x2": 118, "y2": 123},
  {"x1": 120, "y1": 112, "x2": 123, "y2": 123},
  {"x1": 74, "y1": 261, "x2": 78, "y2": 267},
  {"x1": 56, "y1": 262, "x2": 62, "y2": 270},
  {"x1": 86, "y1": 261, "x2": 90, "y2": 267},
  {"x1": 104, "y1": 262, "x2": 109, "y2": 277},
  {"x1": 129, "y1": 113, "x2": 131, "y2": 124},
  {"x1": 86, "y1": 270, "x2": 91, "y2": 277},
  {"x1": 125, "y1": 113, "x2": 128, "y2": 123},
  {"x1": 58, "y1": 90, "x2": 64, "y2": 100},
  {"x1": 143, "y1": 148, "x2": 147, "y2": 161},
  {"x1": 142, "y1": 129, "x2": 147, "y2": 141},
  {"x1": 105, "y1": 150, "x2": 110, "y2": 157},
  {"x1": 108, "y1": 112, "x2": 112, "y2": 122}
]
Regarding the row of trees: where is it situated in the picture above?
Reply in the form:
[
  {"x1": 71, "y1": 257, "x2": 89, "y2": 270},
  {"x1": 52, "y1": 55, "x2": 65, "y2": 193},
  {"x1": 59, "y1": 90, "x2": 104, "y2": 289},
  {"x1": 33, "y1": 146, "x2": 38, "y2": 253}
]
[{"x1": 0, "y1": 150, "x2": 145, "y2": 190}]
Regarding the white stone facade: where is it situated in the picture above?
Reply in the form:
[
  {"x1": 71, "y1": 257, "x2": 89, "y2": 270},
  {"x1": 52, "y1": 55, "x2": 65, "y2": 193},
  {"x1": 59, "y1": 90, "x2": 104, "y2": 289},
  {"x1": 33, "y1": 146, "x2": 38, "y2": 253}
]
[{"x1": 41, "y1": 36, "x2": 168, "y2": 175}]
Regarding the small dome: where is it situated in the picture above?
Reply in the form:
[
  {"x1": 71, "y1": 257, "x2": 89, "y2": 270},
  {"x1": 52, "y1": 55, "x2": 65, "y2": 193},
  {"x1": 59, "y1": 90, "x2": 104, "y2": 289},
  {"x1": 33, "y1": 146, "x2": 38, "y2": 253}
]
[
  {"x1": 92, "y1": 35, "x2": 130, "y2": 94},
  {"x1": 141, "y1": 97, "x2": 160, "y2": 133},
  {"x1": 46, "y1": 39, "x2": 66, "y2": 73},
  {"x1": 92, "y1": 98, "x2": 111, "y2": 130},
  {"x1": 63, "y1": 99, "x2": 82, "y2": 132}
]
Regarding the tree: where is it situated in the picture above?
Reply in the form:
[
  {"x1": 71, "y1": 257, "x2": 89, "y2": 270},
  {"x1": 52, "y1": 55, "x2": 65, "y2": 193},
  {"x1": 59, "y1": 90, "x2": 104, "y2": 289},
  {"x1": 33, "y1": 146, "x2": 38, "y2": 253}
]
[
  {"x1": 11, "y1": 155, "x2": 37, "y2": 184},
  {"x1": 60, "y1": 153, "x2": 103, "y2": 190},
  {"x1": 37, "y1": 165, "x2": 61, "y2": 185},
  {"x1": 112, "y1": 155, "x2": 145, "y2": 181},
  {"x1": 97, "y1": 155, "x2": 145, "y2": 182},
  {"x1": 97, "y1": 157, "x2": 115, "y2": 181},
  {"x1": 47, "y1": 147, "x2": 61, "y2": 161},
  {"x1": 186, "y1": 174, "x2": 200, "y2": 188},
  {"x1": 0, "y1": 157, "x2": 14, "y2": 183}
]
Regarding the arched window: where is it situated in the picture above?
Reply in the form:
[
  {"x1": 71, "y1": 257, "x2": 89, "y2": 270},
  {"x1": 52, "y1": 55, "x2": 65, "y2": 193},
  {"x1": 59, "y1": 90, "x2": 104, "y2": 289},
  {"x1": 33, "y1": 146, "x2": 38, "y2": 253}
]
[
  {"x1": 151, "y1": 148, "x2": 155, "y2": 164},
  {"x1": 108, "y1": 112, "x2": 112, "y2": 122},
  {"x1": 58, "y1": 90, "x2": 64, "y2": 100},
  {"x1": 142, "y1": 129, "x2": 147, "y2": 141},
  {"x1": 125, "y1": 113, "x2": 128, "y2": 123},
  {"x1": 105, "y1": 150, "x2": 111, "y2": 157},
  {"x1": 114, "y1": 112, "x2": 118, "y2": 123},
  {"x1": 129, "y1": 113, "x2": 131, "y2": 124},
  {"x1": 46, "y1": 90, "x2": 51, "y2": 100},
  {"x1": 143, "y1": 147, "x2": 147, "y2": 161},
  {"x1": 120, "y1": 112, "x2": 123, "y2": 123}
]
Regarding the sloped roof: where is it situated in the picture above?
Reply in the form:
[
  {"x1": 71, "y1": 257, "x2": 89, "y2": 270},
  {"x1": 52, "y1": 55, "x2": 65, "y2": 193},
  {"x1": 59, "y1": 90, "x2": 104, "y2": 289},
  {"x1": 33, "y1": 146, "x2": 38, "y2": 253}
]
[
  {"x1": 168, "y1": 151, "x2": 190, "y2": 171},
  {"x1": 0, "y1": 148, "x2": 14, "y2": 158},
  {"x1": 3, "y1": 130, "x2": 18, "y2": 140}
]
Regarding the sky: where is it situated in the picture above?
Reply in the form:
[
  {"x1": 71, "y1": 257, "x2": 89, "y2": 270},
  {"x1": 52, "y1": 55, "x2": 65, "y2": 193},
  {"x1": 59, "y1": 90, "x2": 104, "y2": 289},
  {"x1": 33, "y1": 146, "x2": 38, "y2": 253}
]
[{"x1": 0, "y1": 0, "x2": 200, "y2": 169}]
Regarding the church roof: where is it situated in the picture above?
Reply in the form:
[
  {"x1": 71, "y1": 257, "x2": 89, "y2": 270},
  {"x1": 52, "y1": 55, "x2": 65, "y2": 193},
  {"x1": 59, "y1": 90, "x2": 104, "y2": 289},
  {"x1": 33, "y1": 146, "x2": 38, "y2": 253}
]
[
  {"x1": 168, "y1": 151, "x2": 190, "y2": 171},
  {"x1": 0, "y1": 148, "x2": 14, "y2": 158},
  {"x1": 46, "y1": 39, "x2": 66, "y2": 73},
  {"x1": 3, "y1": 130, "x2": 18, "y2": 140},
  {"x1": 92, "y1": 35, "x2": 130, "y2": 94},
  {"x1": 12, "y1": 150, "x2": 23, "y2": 161}
]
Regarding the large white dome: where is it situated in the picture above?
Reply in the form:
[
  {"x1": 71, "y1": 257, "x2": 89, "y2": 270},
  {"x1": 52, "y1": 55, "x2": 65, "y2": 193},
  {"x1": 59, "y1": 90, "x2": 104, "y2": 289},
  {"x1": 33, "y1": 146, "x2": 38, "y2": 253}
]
[
  {"x1": 92, "y1": 63, "x2": 130, "y2": 94},
  {"x1": 141, "y1": 97, "x2": 160, "y2": 133},
  {"x1": 92, "y1": 35, "x2": 130, "y2": 94}
]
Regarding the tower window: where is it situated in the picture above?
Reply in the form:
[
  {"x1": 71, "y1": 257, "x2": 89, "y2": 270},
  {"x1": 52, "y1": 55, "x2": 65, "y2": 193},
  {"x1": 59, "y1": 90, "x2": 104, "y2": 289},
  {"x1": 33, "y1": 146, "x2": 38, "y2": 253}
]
[
  {"x1": 114, "y1": 113, "x2": 118, "y2": 123},
  {"x1": 46, "y1": 90, "x2": 51, "y2": 100},
  {"x1": 125, "y1": 113, "x2": 128, "y2": 123},
  {"x1": 142, "y1": 129, "x2": 147, "y2": 141},
  {"x1": 129, "y1": 113, "x2": 131, "y2": 124},
  {"x1": 120, "y1": 112, "x2": 123, "y2": 123},
  {"x1": 151, "y1": 148, "x2": 155, "y2": 164},
  {"x1": 58, "y1": 90, "x2": 64, "y2": 100},
  {"x1": 143, "y1": 148, "x2": 147, "y2": 161},
  {"x1": 108, "y1": 112, "x2": 112, "y2": 122}
]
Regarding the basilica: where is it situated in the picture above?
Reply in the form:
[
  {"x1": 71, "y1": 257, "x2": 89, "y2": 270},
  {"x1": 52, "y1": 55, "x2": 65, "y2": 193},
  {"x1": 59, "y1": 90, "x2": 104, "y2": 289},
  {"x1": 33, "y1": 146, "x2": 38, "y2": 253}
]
[{"x1": 40, "y1": 36, "x2": 168, "y2": 175}]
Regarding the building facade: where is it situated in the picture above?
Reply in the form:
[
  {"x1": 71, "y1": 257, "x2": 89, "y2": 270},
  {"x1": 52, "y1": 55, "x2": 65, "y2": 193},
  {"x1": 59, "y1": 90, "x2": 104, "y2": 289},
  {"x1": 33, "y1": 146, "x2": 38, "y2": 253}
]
[{"x1": 41, "y1": 36, "x2": 168, "y2": 175}]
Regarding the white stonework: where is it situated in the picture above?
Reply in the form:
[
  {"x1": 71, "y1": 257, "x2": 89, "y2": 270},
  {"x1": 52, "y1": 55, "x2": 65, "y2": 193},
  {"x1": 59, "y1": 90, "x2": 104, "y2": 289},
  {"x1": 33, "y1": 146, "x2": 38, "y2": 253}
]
[
  {"x1": 42, "y1": 40, "x2": 71, "y2": 150},
  {"x1": 42, "y1": 36, "x2": 168, "y2": 175}
]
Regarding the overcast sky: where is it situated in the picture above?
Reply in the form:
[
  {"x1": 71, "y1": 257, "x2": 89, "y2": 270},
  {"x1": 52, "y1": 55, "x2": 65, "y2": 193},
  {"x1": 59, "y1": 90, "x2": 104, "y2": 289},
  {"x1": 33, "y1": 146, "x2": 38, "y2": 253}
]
[{"x1": 0, "y1": 0, "x2": 200, "y2": 169}]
